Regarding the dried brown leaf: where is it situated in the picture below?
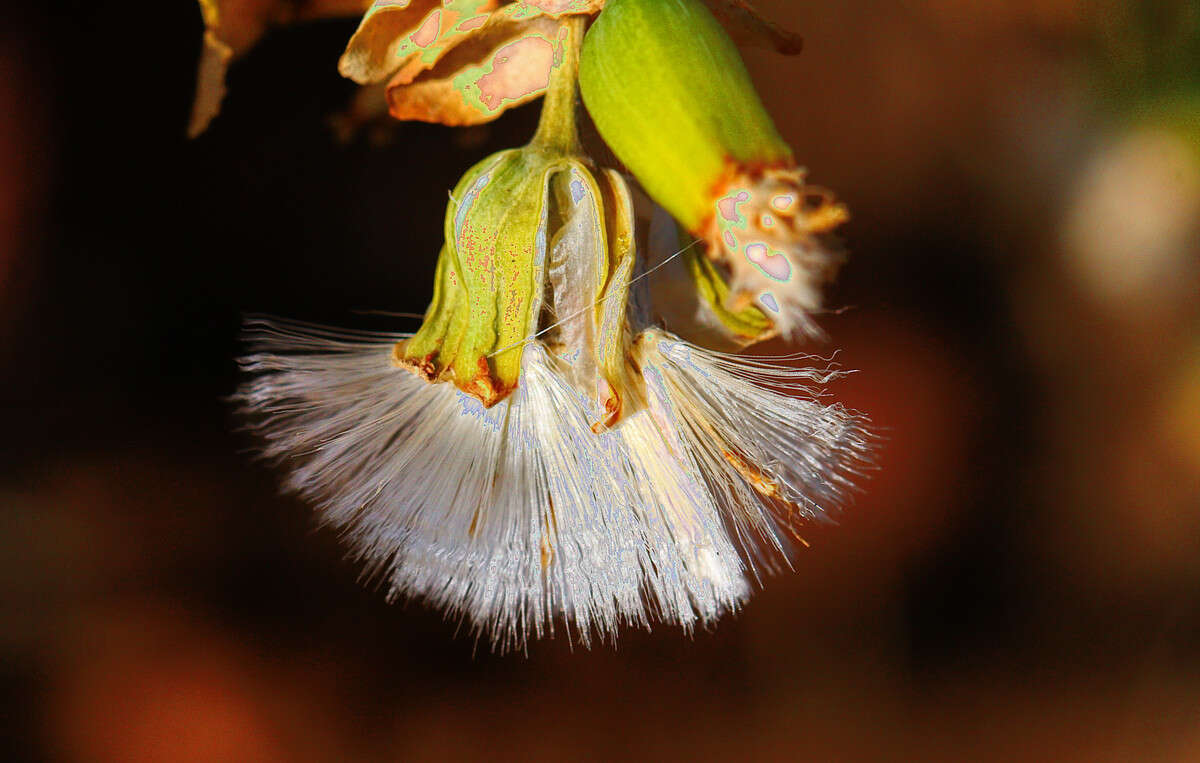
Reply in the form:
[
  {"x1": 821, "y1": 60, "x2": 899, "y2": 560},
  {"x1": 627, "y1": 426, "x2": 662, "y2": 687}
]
[
  {"x1": 339, "y1": 0, "x2": 500, "y2": 85},
  {"x1": 386, "y1": 11, "x2": 562, "y2": 125}
]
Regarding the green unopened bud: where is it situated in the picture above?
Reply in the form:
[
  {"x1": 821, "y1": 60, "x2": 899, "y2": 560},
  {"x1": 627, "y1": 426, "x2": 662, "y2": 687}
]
[
  {"x1": 580, "y1": 0, "x2": 790, "y2": 231},
  {"x1": 580, "y1": 0, "x2": 849, "y2": 339}
]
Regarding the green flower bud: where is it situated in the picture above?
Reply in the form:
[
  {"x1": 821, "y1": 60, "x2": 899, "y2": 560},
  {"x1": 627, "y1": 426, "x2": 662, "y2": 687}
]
[
  {"x1": 580, "y1": 0, "x2": 791, "y2": 231},
  {"x1": 580, "y1": 0, "x2": 848, "y2": 339}
]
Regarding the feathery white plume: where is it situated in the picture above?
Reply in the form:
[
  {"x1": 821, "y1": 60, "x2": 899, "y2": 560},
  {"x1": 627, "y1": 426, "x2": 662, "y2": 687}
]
[{"x1": 236, "y1": 317, "x2": 872, "y2": 650}]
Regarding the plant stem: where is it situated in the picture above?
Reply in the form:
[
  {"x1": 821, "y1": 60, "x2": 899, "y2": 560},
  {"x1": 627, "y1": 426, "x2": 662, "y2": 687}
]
[{"x1": 531, "y1": 16, "x2": 587, "y2": 154}]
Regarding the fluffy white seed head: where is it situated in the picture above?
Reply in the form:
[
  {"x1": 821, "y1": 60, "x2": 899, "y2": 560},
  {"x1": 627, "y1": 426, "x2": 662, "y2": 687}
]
[
  {"x1": 236, "y1": 317, "x2": 872, "y2": 650},
  {"x1": 234, "y1": 149, "x2": 870, "y2": 651}
]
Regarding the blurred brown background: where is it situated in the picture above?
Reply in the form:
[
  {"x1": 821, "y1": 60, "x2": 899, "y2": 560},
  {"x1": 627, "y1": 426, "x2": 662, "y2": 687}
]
[{"x1": 3, "y1": 1, "x2": 1200, "y2": 760}]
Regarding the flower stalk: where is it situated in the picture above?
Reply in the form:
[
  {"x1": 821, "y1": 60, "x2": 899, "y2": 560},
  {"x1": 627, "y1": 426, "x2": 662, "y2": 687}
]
[{"x1": 530, "y1": 15, "x2": 586, "y2": 155}]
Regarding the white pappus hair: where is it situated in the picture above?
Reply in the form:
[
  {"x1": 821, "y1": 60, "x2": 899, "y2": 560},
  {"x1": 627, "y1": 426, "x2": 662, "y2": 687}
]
[{"x1": 236, "y1": 318, "x2": 873, "y2": 651}]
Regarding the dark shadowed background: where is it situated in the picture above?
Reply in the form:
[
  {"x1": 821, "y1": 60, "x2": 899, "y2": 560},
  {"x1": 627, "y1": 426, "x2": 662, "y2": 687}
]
[{"x1": 4, "y1": 1, "x2": 1200, "y2": 760}]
